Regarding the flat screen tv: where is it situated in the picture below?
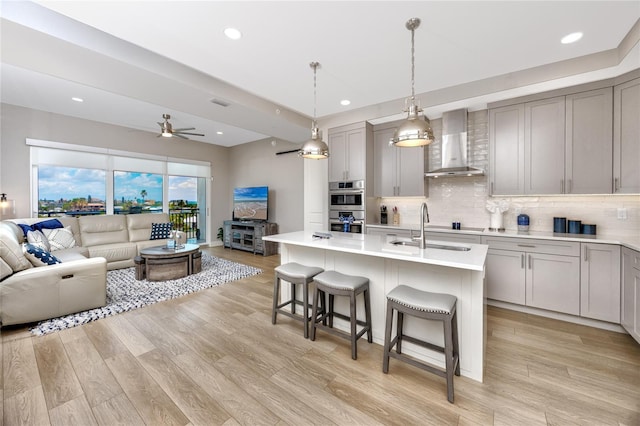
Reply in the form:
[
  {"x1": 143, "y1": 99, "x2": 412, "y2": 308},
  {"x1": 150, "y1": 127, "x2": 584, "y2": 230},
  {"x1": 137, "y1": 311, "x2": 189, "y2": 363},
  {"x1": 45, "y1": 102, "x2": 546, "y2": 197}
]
[{"x1": 233, "y1": 186, "x2": 268, "y2": 221}]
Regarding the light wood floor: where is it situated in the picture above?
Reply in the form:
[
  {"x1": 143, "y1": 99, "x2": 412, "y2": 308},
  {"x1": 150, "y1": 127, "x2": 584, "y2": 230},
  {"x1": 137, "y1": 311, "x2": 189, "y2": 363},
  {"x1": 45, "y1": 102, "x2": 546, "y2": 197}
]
[{"x1": 1, "y1": 246, "x2": 639, "y2": 425}]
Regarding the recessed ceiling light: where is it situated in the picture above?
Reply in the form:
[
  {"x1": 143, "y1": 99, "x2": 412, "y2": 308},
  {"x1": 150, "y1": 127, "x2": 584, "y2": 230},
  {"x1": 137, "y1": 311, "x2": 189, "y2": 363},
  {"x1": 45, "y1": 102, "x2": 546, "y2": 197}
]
[
  {"x1": 224, "y1": 27, "x2": 242, "y2": 40},
  {"x1": 340, "y1": 99, "x2": 351, "y2": 106},
  {"x1": 71, "y1": 97, "x2": 84, "y2": 102},
  {"x1": 561, "y1": 32, "x2": 583, "y2": 44},
  {"x1": 216, "y1": 131, "x2": 224, "y2": 135}
]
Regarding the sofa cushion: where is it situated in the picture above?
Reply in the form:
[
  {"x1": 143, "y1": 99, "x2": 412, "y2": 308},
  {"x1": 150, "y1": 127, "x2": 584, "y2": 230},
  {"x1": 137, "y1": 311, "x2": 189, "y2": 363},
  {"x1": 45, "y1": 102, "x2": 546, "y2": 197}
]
[
  {"x1": 150, "y1": 222, "x2": 172, "y2": 240},
  {"x1": 126, "y1": 213, "x2": 170, "y2": 242},
  {"x1": 79, "y1": 215, "x2": 129, "y2": 246},
  {"x1": 23, "y1": 243, "x2": 62, "y2": 267},
  {"x1": 26, "y1": 230, "x2": 51, "y2": 251},
  {"x1": 43, "y1": 226, "x2": 76, "y2": 251},
  {"x1": 87, "y1": 242, "x2": 137, "y2": 264},
  {"x1": 0, "y1": 257, "x2": 12, "y2": 281},
  {"x1": 0, "y1": 223, "x2": 32, "y2": 272}
]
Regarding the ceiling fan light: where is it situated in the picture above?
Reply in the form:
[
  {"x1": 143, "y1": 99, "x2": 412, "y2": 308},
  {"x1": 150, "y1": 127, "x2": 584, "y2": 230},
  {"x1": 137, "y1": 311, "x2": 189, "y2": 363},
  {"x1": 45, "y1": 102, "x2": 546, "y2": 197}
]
[{"x1": 299, "y1": 127, "x2": 329, "y2": 159}]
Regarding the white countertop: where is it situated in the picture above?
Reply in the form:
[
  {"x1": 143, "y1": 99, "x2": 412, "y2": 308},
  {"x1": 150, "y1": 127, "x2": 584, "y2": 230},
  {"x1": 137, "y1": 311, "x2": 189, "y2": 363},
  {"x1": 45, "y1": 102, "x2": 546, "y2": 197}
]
[
  {"x1": 366, "y1": 223, "x2": 640, "y2": 252},
  {"x1": 263, "y1": 231, "x2": 488, "y2": 271}
]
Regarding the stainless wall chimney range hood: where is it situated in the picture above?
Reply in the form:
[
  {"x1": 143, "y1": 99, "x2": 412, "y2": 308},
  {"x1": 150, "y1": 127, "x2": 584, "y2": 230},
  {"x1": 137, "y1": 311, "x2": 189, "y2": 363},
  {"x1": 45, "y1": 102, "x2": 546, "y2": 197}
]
[{"x1": 425, "y1": 108, "x2": 485, "y2": 178}]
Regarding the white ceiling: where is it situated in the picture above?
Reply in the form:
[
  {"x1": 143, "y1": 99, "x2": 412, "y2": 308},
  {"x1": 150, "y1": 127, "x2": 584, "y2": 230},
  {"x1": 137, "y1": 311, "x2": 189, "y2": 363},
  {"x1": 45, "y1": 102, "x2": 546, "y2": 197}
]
[{"x1": 1, "y1": 1, "x2": 639, "y2": 147}]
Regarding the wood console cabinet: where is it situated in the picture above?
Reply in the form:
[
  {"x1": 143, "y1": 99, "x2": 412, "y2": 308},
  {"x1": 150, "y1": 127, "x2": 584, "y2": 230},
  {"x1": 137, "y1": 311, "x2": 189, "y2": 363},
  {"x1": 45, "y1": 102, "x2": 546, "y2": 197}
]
[{"x1": 223, "y1": 220, "x2": 278, "y2": 256}]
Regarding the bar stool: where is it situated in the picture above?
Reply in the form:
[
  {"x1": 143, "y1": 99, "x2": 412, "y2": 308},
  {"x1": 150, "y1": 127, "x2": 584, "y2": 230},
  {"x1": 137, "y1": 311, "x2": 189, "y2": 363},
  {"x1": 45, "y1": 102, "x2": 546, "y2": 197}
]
[
  {"x1": 382, "y1": 285, "x2": 460, "y2": 403},
  {"x1": 272, "y1": 262, "x2": 324, "y2": 338},
  {"x1": 310, "y1": 271, "x2": 372, "y2": 360}
]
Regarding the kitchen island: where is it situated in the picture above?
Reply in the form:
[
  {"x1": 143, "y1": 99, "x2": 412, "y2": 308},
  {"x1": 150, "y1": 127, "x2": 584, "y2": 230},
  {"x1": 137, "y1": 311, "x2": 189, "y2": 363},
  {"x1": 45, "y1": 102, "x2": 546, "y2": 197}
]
[{"x1": 263, "y1": 231, "x2": 488, "y2": 382}]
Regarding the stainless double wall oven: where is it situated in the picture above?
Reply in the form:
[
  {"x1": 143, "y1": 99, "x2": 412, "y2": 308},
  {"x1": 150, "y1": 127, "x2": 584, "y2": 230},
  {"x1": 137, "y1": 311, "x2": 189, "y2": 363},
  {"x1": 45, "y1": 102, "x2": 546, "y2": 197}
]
[{"x1": 329, "y1": 180, "x2": 365, "y2": 234}]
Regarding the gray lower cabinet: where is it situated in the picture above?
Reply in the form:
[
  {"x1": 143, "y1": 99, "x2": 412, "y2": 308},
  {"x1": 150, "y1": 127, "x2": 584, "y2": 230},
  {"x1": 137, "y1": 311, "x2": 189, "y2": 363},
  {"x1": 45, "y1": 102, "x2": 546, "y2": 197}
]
[
  {"x1": 484, "y1": 237, "x2": 581, "y2": 315},
  {"x1": 425, "y1": 232, "x2": 482, "y2": 245},
  {"x1": 622, "y1": 247, "x2": 640, "y2": 343},
  {"x1": 580, "y1": 243, "x2": 621, "y2": 323}
]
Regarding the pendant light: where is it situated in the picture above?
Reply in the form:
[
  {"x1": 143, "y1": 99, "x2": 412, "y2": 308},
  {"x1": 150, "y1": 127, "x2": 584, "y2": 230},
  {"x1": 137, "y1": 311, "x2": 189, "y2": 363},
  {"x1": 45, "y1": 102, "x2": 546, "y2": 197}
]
[
  {"x1": 299, "y1": 62, "x2": 329, "y2": 159},
  {"x1": 391, "y1": 18, "x2": 434, "y2": 147}
]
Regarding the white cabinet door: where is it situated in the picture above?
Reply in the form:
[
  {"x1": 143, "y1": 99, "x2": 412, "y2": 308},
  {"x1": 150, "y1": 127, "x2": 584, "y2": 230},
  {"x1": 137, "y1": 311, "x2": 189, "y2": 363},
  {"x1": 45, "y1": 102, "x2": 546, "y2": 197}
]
[
  {"x1": 489, "y1": 104, "x2": 525, "y2": 195},
  {"x1": 486, "y1": 248, "x2": 526, "y2": 304},
  {"x1": 328, "y1": 131, "x2": 347, "y2": 182},
  {"x1": 346, "y1": 128, "x2": 366, "y2": 182},
  {"x1": 524, "y1": 96, "x2": 566, "y2": 194},
  {"x1": 526, "y1": 252, "x2": 580, "y2": 315},
  {"x1": 622, "y1": 247, "x2": 640, "y2": 343},
  {"x1": 580, "y1": 243, "x2": 621, "y2": 323},
  {"x1": 565, "y1": 88, "x2": 613, "y2": 194},
  {"x1": 397, "y1": 145, "x2": 425, "y2": 196},
  {"x1": 373, "y1": 124, "x2": 426, "y2": 197},
  {"x1": 613, "y1": 78, "x2": 640, "y2": 193},
  {"x1": 373, "y1": 127, "x2": 397, "y2": 197},
  {"x1": 328, "y1": 123, "x2": 369, "y2": 182}
]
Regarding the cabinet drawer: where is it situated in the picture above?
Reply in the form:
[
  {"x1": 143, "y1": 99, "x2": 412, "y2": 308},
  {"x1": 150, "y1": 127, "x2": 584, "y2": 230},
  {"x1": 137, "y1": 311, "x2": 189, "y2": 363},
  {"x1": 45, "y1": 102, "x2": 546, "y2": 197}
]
[{"x1": 483, "y1": 237, "x2": 580, "y2": 256}]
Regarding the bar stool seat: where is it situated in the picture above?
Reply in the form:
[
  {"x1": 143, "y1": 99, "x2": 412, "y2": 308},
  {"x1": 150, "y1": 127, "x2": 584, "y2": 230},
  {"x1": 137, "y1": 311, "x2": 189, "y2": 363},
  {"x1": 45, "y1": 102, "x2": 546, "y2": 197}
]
[
  {"x1": 382, "y1": 285, "x2": 460, "y2": 403},
  {"x1": 272, "y1": 262, "x2": 324, "y2": 338},
  {"x1": 310, "y1": 271, "x2": 372, "y2": 360}
]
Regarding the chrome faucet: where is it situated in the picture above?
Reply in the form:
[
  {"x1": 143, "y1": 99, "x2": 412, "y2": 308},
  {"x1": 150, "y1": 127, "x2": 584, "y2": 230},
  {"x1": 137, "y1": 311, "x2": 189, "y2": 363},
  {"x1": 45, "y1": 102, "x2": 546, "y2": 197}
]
[{"x1": 418, "y1": 202, "x2": 430, "y2": 249}]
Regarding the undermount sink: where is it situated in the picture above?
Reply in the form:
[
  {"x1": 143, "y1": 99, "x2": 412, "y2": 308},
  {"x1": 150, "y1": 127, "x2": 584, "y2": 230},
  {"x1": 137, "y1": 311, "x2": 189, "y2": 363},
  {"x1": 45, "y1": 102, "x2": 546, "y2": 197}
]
[{"x1": 389, "y1": 240, "x2": 471, "y2": 251}]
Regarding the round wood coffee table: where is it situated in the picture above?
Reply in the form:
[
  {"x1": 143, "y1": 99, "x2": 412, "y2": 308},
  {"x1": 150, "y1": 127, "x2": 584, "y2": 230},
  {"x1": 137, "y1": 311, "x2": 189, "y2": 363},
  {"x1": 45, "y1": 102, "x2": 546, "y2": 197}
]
[{"x1": 137, "y1": 243, "x2": 202, "y2": 281}]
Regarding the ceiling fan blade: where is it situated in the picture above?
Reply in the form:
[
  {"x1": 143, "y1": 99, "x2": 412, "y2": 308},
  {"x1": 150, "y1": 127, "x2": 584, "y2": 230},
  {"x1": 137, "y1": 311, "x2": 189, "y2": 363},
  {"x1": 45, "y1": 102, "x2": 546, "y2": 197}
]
[
  {"x1": 173, "y1": 133, "x2": 189, "y2": 140},
  {"x1": 175, "y1": 131, "x2": 205, "y2": 137},
  {"x1": 173, "y1": 127, "x2": 196, "y2": 132}
]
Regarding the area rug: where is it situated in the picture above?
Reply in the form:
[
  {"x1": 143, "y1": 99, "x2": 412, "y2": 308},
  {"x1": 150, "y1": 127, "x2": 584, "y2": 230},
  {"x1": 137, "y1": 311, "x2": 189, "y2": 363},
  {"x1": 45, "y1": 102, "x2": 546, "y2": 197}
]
[{"x1": 30, "y1": 253, "x2": 262, "y2": 336}]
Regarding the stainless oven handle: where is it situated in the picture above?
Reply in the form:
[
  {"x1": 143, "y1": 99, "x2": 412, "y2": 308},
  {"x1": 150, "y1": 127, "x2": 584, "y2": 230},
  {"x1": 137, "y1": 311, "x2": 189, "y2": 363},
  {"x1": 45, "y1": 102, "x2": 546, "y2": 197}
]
[{"x1": 329, "y1": 189, "x2": 365, "y2": 194}]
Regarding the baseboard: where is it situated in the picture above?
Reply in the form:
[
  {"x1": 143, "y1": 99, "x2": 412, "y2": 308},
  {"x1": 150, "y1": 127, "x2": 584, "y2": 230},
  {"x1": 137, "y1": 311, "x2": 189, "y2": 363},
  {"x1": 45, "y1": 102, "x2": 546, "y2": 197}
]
[{"x1": 487, "y1": 300, "x2": 627, "y2": 334}]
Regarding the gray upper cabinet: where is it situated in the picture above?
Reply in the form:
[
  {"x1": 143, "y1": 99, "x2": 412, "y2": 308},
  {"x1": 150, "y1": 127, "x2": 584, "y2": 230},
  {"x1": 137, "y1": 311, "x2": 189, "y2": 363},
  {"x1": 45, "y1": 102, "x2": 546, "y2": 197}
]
[
  {"x1": 565, "y1": 88, "x2": 613, "y2": 194},
  {"x1": 328, "y1": 121, "x2": 372, "y2": 183},
  {"x1": 489, "y1": 104, "x2": 525, "y2": 195},
  {"x1": 613, "y1": 77, "x2": 640, "y2": 193},
  {"x1": 524, "y1": 96, "x2": 566, "y2": 194},
  {"x1": 373, "y1": 122, "x2": 426, "y2": 197},
  {"x1": 490, "y1": 83, "x2": 618, "y2": 195}
]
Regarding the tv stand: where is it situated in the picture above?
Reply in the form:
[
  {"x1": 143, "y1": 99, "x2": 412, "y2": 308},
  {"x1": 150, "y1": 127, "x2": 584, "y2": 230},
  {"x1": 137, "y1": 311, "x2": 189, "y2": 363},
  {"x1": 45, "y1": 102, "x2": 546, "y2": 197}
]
[{"x1": 223, "y1": 220, "x2": 278, "y2": 256}]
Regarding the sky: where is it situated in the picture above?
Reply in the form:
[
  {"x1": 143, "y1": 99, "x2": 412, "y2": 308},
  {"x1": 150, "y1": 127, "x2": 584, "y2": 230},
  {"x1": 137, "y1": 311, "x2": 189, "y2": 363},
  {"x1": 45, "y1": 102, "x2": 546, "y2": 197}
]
[{"x1": 38, "y1": 166, "x2": 198, "y2": 202}]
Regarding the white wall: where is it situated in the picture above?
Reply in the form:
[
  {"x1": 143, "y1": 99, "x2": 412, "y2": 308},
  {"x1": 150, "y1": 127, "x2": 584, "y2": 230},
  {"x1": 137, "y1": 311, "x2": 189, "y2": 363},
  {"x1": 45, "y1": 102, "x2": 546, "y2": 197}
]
[{"x1": 228, "y1": 138, "x2": 304, "y2": 233}]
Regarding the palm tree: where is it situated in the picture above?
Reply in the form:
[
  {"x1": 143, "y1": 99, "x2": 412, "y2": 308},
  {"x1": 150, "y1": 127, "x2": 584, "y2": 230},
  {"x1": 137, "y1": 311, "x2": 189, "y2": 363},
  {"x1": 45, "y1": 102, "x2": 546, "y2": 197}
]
[{"x1": 140, "y1": 189, "x2": 147, "y2": 203}]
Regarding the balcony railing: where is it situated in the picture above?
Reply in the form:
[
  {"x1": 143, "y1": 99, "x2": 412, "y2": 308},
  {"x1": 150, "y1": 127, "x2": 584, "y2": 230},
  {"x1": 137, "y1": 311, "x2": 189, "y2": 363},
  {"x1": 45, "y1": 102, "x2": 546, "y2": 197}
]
[{"x1": 37, "y1": 208, "x2": 201, "y2": 241}]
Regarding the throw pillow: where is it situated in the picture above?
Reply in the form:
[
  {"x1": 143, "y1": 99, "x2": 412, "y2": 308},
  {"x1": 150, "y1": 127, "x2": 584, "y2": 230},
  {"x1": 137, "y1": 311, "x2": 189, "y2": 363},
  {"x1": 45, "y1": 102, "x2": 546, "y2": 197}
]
[
  {"x1": 26, "y1": 230, "x2": 51, "y2": 251},
  {"x1": 17, "y1": 219, "x2": 64, "y2": 238},
  {"x1": 43, "y1": 226, "x2": 76, "y2": 251},
  {"x1": 23, "y1": 243, "x2": 62, "y2": 267},
  {"x1": 150, "y1": 222, "x2": 172, "y2": 240}
]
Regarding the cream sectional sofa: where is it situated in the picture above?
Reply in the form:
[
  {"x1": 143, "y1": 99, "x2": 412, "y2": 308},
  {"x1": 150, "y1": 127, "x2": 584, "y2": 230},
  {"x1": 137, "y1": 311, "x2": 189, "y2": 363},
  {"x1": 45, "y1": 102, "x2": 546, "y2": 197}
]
[{"x1": 0, "y1": 213, "x2": 183, "y2": 326}]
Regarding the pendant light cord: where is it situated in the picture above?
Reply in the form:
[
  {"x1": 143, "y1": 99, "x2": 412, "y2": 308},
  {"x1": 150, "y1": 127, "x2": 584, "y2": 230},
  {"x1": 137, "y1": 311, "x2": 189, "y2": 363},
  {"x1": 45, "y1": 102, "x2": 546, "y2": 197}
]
[
  {"x1": 310, "y1": 61, "x2": 319, "y2": 128},
  {"x1": 410, "y1": 26, "x2": 415, "y2": 102}
]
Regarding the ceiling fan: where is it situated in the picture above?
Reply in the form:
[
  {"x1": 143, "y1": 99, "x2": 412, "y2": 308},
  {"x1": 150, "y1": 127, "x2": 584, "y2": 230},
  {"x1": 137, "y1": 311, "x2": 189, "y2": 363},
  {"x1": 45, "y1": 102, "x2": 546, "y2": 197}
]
[{"x1": 157, "y1": 114, "x2": 204, "y2": 139}]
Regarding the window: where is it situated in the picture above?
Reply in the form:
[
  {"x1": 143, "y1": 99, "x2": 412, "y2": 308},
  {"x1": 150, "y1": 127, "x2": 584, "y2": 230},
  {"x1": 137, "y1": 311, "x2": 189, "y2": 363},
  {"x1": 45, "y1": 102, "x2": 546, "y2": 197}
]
[
  {"x1": 29, "y1": 139, "x2": 211, "y2": 241},
  {"x1": 37, "y1": 165, "x2": 106, "y2": 217},
  {"x1": 113, "y1": 171, "x2": 163, "y2": 214}
]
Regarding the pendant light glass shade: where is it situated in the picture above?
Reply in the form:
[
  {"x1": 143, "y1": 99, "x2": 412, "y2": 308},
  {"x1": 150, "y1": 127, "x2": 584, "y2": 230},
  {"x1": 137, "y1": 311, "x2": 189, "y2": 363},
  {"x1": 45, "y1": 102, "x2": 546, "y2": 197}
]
[
  {"x1": 391, "y1": 18, "x2": 434, "y2": 147},
  {"x1": 300, "y1": 62, "x2": 329, "y2": 159}
]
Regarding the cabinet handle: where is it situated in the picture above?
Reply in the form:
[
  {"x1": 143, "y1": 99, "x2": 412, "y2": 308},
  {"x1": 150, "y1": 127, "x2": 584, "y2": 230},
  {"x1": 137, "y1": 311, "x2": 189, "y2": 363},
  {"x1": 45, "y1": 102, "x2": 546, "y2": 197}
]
[
  {"x1": 584, "y1": 246, "x2": 588, "y2": 262},
  {"x1": 568, "y1": 179, "x2": 572, "y2": 193},
  {"x1": 561, "y1": 179, "x2": 564, "y2": 193},
  {"x1": 521, "y1": 253, "x2": 525, "y2": 269},
  {"x1": 528, "y1": 254, "x2": 532, "y2": 269},
  {"x1": 614, "y1": 177, "x2": 619, "y2": 192},
  {"x1": 490, "y1": 182, "x2": 494, "y2": 194},
  {"x1": 517, "y1": 244, "x2": 536, "y2": 248}
]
